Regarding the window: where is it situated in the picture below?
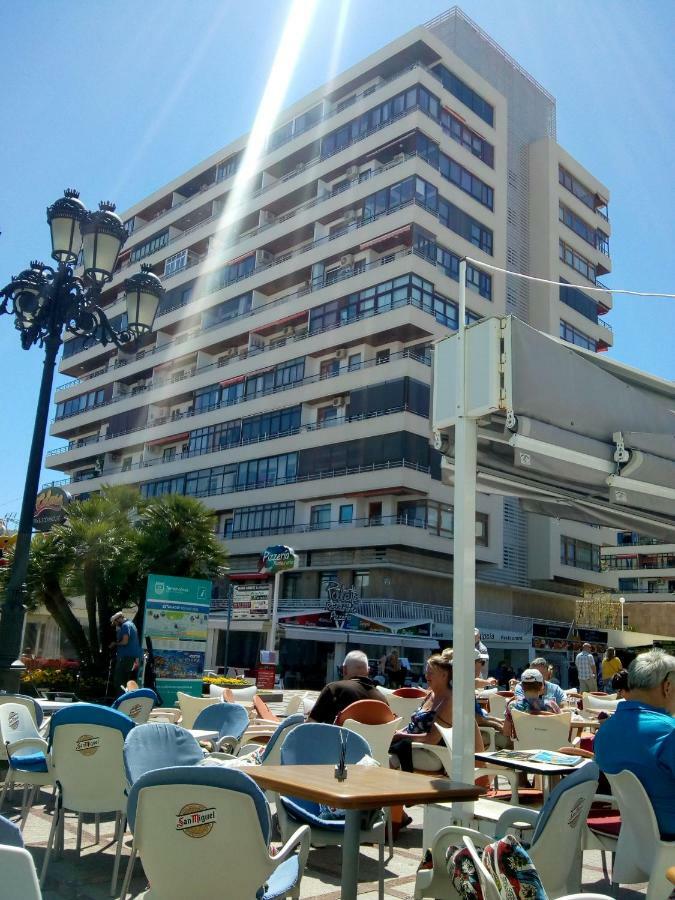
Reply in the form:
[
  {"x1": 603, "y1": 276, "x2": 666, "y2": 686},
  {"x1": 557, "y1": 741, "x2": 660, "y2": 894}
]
[
  {"x1": 416, "y1": 133, "x2": 494, "y2": 210},
  {"x1": 282, "y1": 573, "x2": 301, "y2": 599},
  {"x1": 188, "y1": 420, "x2": 242, "y2": 455},
  {"x1": 240, "y1": 406, "x2": 301, "y2": 443},
  {"x1": 376, "y1": 349, "x2": 390, "y2": 365},
  {"x1": 55, "y1": 388, "x2": 106, "y2": 419},
  {"x1": 560, "y1": 536, "x2": 601, "y2": 571},
  {"x1": 320, "y1": 358, "x2": 340, "y2": 379},
  {"x1": 560, "y1": 320, "x2": 596, "y2": 351},
  {"x1": 559, "y1": 239, "x2": 596, "y2": 283},
  {"x1": 121, "y1": 457, "x2": 132, "y2": 472},
  {"x1": 559, "y1": 203, "x2": 598, "y2": 249},
  {"x1": 317, "y1": 406, "x2": 339, "y2": 427},
  {"x1": 476, "y1": 512, "x2": 489, "y2": 547},
  {"x1": 217, "y1": 153, "x2": 241, "y2": 181},
  {"x1": 231, "y1": 501, "x2": 295, "y2": 537},
  {"x1": 202, "y1": 292, "x2": 252, "y2": 329},
  {"x1": 348, "y1": 353, "x2": 362, "y2": 371},
  {"x1": 164, "y1": 250, "x2": 188, "y2": 277},
  {"x1": 130, "y1": 230, "x2": 169, "y2": 263},
  {"x1": 236, "y1": 452, "x2": 298, "y2": 490},
  {"x1": 353, "y1": 571, "x2": 370, "y2": 598},
  {"x1": 319, "y1": 571, "x2": 338, "y2": 598},
  {"x1": 339, "y1": 504, "x2": 353, "y2": 524},
  {"x1": 310, "y1": 504, "x2": 332, "y2": 530},
  {"x1": 559, "y1": 280, "x2": 598, "y2": 323},
  {"x1": 431, "y1": 63, "x2": 494, "y2": 127},
  {"x1": 558, "y1": 165, "x2": 598, "y2": 211},
  {"x1": 162, "y1": 447, "x2": 176, "y2": 462}
]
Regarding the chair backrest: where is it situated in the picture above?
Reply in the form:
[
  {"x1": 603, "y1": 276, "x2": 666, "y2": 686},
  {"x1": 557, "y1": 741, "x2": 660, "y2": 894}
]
[
  {"x1": 511, "y1": 709, "x2": 572, "y2": 751},
  {"x1": 342, "y1": 717, "x2": 402, "y2": 768},
  {"x1": 259, "y1": 714, "x2": 304, "y2": 765},
  {"x1": 0, "y1": 845, "x2": 42, "y2": 900},
  {"x1": 193, "y1": 702, "x2": 249, "y2": 739},
  {"x1": 606, "y1": 769, "x2": 662, "y2": 884},
  {"x1": 280, "y1": 722, "x2": 371, "y2": 766},
  {"x1": 582, "y1": 693, "x2": 621, "y2": 713},
  {"x1": 392, "y1": 687, "x2": 426, "y2": 698},
  {"x1": 127, "y1": 766, "x2": 276, "y2": 899},
  {"x1": 123, "y1": 723, "x2": 205, "y2": 787},
  {"x1": 148, "y1": 707, "x2": 181, "y2": 724},
  {"x1": 49, "y1": 704, "x2": 134, "y2": 814},
  {"x1": 284, "y1": 694, "x2": 303, "y2": 716},
  {"x1": 208, "y1": 683, "x2": 226, "y2": 699},
  {"x1": 0, "y1": 694, "x2": 43, "y2": 727},
  {"x1": 335, "y1": 699, "x2": 396, "y2": 726},
  {"x1": 0, "y1": 814, "x2": 24, "y2": 848},
  {"x1": 112, "y1": 688, "x2": 158, "y2": 724},
  {"x1": 0, "y1": 702, "x2": 43, "y2": 752},
  {"x1": 229, "y1": 685, "x2": 258, "y2": 705},
  {"x1": 527, "y1": 762, "x2": 599, "y2": 896},
  {"x1": 177, "y1": 692, "x2": 222, "y2": 729},
  {"x1": 486, "y1": 692, "x2": 512, "y2": 719},
  {"x1": 386, "y1": 693, "x2": 425, "y2": 722},
  {"x1": 461, "y1": 837, "x2": 502, "y2": 900}
]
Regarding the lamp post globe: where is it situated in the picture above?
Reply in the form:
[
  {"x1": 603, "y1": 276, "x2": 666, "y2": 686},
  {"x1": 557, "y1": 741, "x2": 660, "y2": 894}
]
[
  {"x1": 619, "y1": 596, "x2": 626, "y2": 632},
  {"x1": 0, "y1": 190, "x2": 165, "y2": 691}
]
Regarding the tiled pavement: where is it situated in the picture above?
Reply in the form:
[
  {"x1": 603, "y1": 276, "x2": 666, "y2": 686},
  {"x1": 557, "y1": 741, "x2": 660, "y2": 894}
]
[{"x1": 6, "y1": 784, "x2": 648, "y2": 899}]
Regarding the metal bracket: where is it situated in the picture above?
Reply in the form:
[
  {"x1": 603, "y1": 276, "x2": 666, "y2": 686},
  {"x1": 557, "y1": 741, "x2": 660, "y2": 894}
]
[
  {"x1": 612, "y1": 431, "x2": 630, "y2": 466},
  {"x1": 433, "y1": 430, "x2": 450, "y2": 454},
  {"x1": 505, "y1": 409, "x2": 517, "y2": 431}
]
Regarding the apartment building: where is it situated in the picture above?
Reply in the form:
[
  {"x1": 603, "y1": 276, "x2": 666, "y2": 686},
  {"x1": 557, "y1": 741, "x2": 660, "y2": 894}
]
[
  {"x1": 44, "y1": 7, "x2": 614, "y2": 675},
  {"x1": 601, "y1": 531, "x2": 675, "y2": 638}
]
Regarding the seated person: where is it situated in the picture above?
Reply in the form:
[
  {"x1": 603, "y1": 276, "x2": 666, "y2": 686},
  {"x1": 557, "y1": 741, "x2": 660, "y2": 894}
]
[
  {"x1": 594, "y1": 648, "x2": 675, "y2": 841},
  {"x1": 390, "y1": 648, "x2": 483, "y2": 772},
  {"x1": 503, "y1": 668, "x2": 561, "y2": 741},
  {"x1": 611, "y1": 668, "x2": 630, "y2": 699},
  {"x1": 474, "y1": 648, "x2": 498, "y2": 690},
  {"x1": 513, "y1": 657, "x2": 566, "y2": 706},
  {"x1": 309, "y1": 650, "x2": 386, "y2": 723}
]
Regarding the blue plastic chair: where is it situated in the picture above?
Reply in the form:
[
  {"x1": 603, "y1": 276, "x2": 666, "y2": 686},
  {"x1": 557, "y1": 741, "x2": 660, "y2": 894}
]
[
  {"x1": 123, "y1": 722, "x2": 205, "y2": 786},
  {"x1": 193, "y1": 701, "x2": 250, "y2": 753},
  {"x1": 256, "y1": 713, "x2": 304, "y2": 765},
  {"x1": 112, "y1": 688, "x2": 158, "y2": 724},
  {"x1": 276, "y1": 723, "x2": 387, "y2": 898},
  {"x1": 120, "y1": 766, "x2": 310, "y2": 900}
]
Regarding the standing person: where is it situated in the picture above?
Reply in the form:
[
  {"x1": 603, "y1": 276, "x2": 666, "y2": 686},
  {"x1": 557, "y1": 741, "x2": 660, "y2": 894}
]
[
  {"x1": 567, "y1": 659, "x2": 580, "y2": 691},
  {"x1": 601, "y1": 647, "x2": 622, "y2": 687},
  {"x1": 309, "y1": 650, "x2": 386, "y2": 723},
  {"x1": 575, "y1": 642, "x2": 598, "y2": 693},
  {"x1": 474, "y1": 628, "x2": 489, "y2": 678},
  {"x1": 110, "y1": 611, "x2": 141, "y2": 691}
]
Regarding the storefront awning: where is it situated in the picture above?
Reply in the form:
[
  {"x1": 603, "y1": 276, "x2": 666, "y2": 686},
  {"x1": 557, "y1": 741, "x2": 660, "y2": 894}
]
[{"x1": 280, "y1": 624, "x2": 439, "y2": 650}]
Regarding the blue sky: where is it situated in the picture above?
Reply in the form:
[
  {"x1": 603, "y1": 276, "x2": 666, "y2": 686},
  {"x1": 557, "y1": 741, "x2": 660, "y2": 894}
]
[{"x1": 0, "y1": 0, "x2": 673, "y2": 520}]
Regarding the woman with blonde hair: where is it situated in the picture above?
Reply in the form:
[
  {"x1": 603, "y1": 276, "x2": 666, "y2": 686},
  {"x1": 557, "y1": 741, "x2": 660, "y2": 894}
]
[
  {"x1": 601, "y1": 646, "x2": 622, "y2": 686},
  {"x1": 389, "y1": 647, "x2": 483, "y2": 771}
]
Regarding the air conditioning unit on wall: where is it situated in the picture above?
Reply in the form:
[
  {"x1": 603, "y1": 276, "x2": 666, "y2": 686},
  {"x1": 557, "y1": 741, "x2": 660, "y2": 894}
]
[
  {"x1": 345, "y1": 165, "x2": 359, "y2": 178},
  {"x1": 340, "y1": 254, "x2": 354, "y2": 268},
  {"x1": 344, "y1": 209, "x2": 357, "y2": 223},
  {"x1": 332, "y1": 396, "x2": 346, "y2": 407},
  {"x1": 335, "y1": 348, "x2": 347, "y2": 359}
]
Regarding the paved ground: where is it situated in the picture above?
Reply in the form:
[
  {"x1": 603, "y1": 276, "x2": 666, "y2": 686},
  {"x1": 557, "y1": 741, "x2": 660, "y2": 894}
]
[{"x1": 6, "y1": 784, "x2": 648, "y2": 899}]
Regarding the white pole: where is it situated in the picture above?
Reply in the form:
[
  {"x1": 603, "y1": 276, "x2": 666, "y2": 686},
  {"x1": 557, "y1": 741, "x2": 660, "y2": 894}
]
[
  {"x1": 267, "y1": 572, "x2": 282, "y2": 651},
  {"x1": 451, "y1": 258, "x2": 478, "y2": 788},
  {"x1": 619, "y1": 596, "x2": 625, "y2": 632}
]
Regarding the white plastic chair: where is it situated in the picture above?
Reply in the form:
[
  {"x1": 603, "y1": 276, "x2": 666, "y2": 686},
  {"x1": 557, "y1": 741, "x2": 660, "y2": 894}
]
[
  {"x1": 510, "y1": 709, "x2": 573, "y2": 751},
  {"x1": 284, "y1": 694, "x2": 303, "y2": 716},
  {"x1": 112, "y1": 688, "x2": 158, "y2": 724},
  {"x1": 229, "y1": 684, "x2": 258, "y2": 705},
  {"x1": 462, "y1": 835, "x2": 614, "y2": 900},
  {"x1": 0, "y1": 695, "x2": 44, "y2": 761},
  {"x1": 490, "y1": 762, "x2": 599, "y2": 897},
  {"x1": 40, "y1": 704, "x2": 134, "y2": 895},
  {"x1": 123, "y1": 766, "x2": 310, "y2": 900},
  {"x1": 386, "y1": 693, "x2": 424, "y2": 721},
  {"x1": 0, "y1": 703, "x2": 54, "y2": 830},
  {"x1": 484, "y1": 693, "x2": 512, "y2": 720},
  {"x1": 581, "y1": 693, "x2": 621, "y2": 714},
  {"x1": 0, "y1": 845, "x2": 42, "y2": 900},
  {"x1": 148, "y1": 706, "x2": 181, "y2": 724},
  {"x1": 414, "y1": 824, "x2": 491, "y2": 898},
  {"x1": 176, "y1": 691, "x2": 222, "y2": 729},
  {"x1": 606, "y1": 769, "x2": 675, "y2": 900}
]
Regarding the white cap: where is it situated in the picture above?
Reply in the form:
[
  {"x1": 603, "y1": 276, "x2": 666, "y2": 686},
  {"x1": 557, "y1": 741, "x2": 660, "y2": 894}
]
[{"x1": 520, "y1": 668, "x2": 544, "y2": 684}]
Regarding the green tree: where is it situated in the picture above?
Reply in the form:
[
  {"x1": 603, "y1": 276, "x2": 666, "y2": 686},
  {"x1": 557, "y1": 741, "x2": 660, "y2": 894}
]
[{"x1": 3, "y1": 487, "x2": 227, "y2": 676}]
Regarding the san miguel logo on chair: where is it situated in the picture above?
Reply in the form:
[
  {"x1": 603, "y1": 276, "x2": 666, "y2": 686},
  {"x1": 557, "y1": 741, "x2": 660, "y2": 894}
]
[
  {"x1": 129, "y1": 704, "x2": 143, "y2": 719},
  {"x1": 176, "y1": 803, "x2": 216, "y2": 838},
  {"x1": 75, "y1": 734, "x2": 101, "y2": 755},
  {"x1": 7, "y1": 711, "x2": 20, "y2": 731}
]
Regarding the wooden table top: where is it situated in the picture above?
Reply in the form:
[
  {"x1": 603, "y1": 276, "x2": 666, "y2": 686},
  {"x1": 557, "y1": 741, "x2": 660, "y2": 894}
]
[{"x1": 246, "y1": 765, "x2": 483, "y2": 810}]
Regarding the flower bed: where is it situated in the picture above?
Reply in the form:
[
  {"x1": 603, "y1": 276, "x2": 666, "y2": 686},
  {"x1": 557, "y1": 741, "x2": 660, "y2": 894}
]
[{"x1": 203, "y1": 674, "x2": 249, "y2": 688}]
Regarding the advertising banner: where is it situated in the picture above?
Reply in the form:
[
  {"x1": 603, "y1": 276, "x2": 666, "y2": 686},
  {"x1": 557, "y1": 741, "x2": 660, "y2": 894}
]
[
  {"x1": 232, "y1": 583, "x2": 271, "y2": 619},
  {"x1": 258, "y1": 545, "x2": 298, "y2": 575},
  {"x1": 143, "y1": 574, "x2": 212, "y2": 706}
]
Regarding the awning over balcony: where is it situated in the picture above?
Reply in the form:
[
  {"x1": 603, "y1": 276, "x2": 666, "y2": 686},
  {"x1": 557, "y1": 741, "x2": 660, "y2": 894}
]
[
  {"x1": 360, "y1": 224, "x2": 411, "y2": 251},
  {"x1": 146, "y1": 432, "x2": 189, "y2": 447},
  {"x1": 219, "y1": 374, "x2": 246, "y2": 388},
  {"x1": 433, "y1": 316, "x2": 675, "y2": 541}
]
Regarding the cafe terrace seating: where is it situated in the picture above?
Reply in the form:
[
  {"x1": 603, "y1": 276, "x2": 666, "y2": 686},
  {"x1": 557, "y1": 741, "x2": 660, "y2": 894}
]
[{"x1": 0, "y1": 702, "x2": 54, "y2": 831}]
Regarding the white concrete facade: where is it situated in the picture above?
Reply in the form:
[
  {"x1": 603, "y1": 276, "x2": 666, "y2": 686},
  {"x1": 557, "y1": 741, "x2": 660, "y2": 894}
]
[{"x1": 43, "y1": 8, "x2": 614, "y2": 656}]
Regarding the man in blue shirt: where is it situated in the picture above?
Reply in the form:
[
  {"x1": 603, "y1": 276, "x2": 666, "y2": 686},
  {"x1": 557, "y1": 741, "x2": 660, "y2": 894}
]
[
  {"x1": 594, "y1": 648, "x2": 675, "y2": 840},
  {"x1": 514, "y1": 657, "x2": 566, "y2": 706},
  {"x1": 110, "y1": 611, "x2": 142, "y2": 692}
]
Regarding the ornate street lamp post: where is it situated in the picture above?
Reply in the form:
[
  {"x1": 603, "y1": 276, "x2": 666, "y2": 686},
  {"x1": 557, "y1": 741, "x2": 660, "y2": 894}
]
[{"x1": 0, "y1": 190, "x2": 164, "y2": 690}]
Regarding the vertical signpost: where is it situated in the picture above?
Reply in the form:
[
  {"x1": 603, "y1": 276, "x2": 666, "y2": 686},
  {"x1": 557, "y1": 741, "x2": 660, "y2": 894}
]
[
  {"x1": 256, "y1": 545, "x2": 298, "y2": 688},
  {"x1": 143, "y1": 574, "x2": 212, "y2": 707}
]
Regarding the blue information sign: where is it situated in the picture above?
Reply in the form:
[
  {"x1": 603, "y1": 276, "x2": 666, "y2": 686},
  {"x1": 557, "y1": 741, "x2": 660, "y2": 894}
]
[{"x1": 143, "y1": 574, "x2": 212, "y2": 706}]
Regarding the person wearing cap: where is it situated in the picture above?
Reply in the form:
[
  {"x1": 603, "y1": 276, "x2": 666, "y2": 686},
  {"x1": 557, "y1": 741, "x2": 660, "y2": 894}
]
[
  {"x1": 503, "y1": 668, "x2": 561, "y2": 741},
  {"x1": 514, "y1": 657, "x2": 566, "y2": 706},
  {"x1": 474, "y1": 628, "x2": 489, "y2": 678},
  {"x1": 575, "y1": 642, "x2": 598, "y2": 693},
  {"x1": 110, "y1": 611, "x2": 142, "y2": 691},
  {"x1": 474, "y1": 648, "x2": 497, "y2": 690}
]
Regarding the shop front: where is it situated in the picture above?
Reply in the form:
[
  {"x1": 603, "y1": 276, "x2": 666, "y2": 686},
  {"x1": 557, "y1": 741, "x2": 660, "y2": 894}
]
[{"x1": 532, "y1": 623, "x2": 609, "y2": 688}]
